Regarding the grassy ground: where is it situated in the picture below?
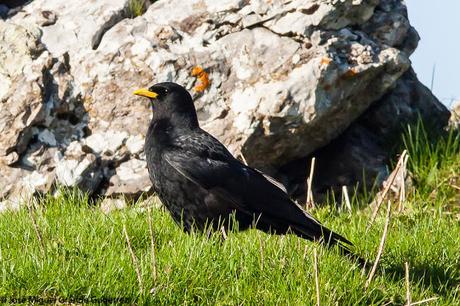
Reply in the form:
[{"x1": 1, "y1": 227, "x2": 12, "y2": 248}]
[{"x1": 0, "y1": 127, "x2": 459, "y2": 305}]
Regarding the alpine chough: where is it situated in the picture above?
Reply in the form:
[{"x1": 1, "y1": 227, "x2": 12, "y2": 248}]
[{"x1": 134, "y1": 82, "x2": 359, "y2": 259}]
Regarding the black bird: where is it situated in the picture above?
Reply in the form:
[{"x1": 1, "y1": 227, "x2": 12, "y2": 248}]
[{"x1": 134, "y1": 82, "x2": 357, "y2": 257}]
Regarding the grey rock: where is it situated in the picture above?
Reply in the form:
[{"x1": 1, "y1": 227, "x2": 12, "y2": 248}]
[
  {"x1": 55, "y1": 142, "x2": 102, "y2": 194},
  {"x1": 354, "y1": 68, "x2": 450, "y2": 145},
  {"x1": 0, "y1": 5, "x2": 8, "y2": 19},
  {"x1": 263, "y1": 0, "x2": 379, "y2": 36},
  {"x1": 0, "y1": 166, "x2": 29, "y2": 200},
  {"x1": 11, "y1": 0, "x2": 131, "y2": 56},
  {"x1": 450, "y1": 100, "x2": 460, "y2": 129},
  {"x1": 0, "y1": 0, "x2": 450, "y2": 206},
  {"x1": 100, "y1": 197, "x2": 127, "y2": 214},
  {"x1": 84, "y1": 131, "x2": 128, "y2": 155},
  {"x1": 72, "y1": 0, "x2": 410, "y2": 171},
  {"x1": 279, "y1": 69, "x2": 450, "y2": 202},
  {"x1": 0, "y1": 196, "x2": 23, "y2": 213},
  {"x1": 0, "y1": 145, "x2": 56, "y2": 204},
  {"x1": 126, "y1": 135, "x2": 145, "y2": 155},
  {"x1": 105, "y1": 159, "x2": 152, "y2": 199},
  {"x1": 38, "y1": 129, "x2": 57, "y2": 147},
  {"x1": 363, "y1": 0, "x2": 420, "y2": 56},
  {"x1": 0, "y1": 21, "x2": 50, "y2": 165}
]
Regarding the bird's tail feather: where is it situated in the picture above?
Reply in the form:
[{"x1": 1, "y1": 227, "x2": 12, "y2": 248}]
[{"x1": 292, "y1": 224, "x2": 367, "y2": 266}]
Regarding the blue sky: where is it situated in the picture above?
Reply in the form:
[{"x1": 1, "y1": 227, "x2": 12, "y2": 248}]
[{"x1": 406, "y1": 0, "x2": 459, "y2": 108}]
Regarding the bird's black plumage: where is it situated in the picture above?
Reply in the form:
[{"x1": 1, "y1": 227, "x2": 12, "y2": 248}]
[{"x1": 136, "y1": 82, "x2": 358, "y2": 258}]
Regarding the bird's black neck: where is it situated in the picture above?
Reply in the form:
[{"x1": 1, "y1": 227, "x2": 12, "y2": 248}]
[
  {"x1": 147, "y1": 113, "x2": 199, "y2": 148},
  {"x1": 151, "y1": 111, "x2": 199, "y2": 131}
]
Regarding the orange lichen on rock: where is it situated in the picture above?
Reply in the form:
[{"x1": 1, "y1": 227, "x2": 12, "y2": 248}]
[
  {"x1": 342, "y1": 67, "x2": 358, "y2": 79},
  {"x1": 191, "y1": 66, "x2": 210, "y2": 92},
  {"x1": 320, "y1": 57, "x2": 332, "y2": 66}
]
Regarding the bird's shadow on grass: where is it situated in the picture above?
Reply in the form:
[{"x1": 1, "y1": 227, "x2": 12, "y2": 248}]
[{"x1": 382, "y1": 257, "x2": 460, "y2": 297}]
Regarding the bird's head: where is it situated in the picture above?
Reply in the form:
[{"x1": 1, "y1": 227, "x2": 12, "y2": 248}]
[{"x1": 133, "y1": 82, "x2": 199, "y2": 129}]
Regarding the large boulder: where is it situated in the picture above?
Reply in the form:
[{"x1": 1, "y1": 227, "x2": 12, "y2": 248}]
[
  {"x1": 0, "y1": 0, "x2": 450, "y2": 206},
  {"x1": 278, "y1": 68, "x2": 450, "y2": 201},
  {"x1": 72, "y1": 0, "x2": 412, "y2": 171}
]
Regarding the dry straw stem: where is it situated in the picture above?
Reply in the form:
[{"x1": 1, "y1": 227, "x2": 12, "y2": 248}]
[
  {"x1": 306, "y1": 157, "x2": 316, "y2": 209},
  {"x1": 365, "y1": 199, "x2": 392, "y2": 289},
  {"x1": 367, "y1": 150, "x2": 407, "y2": 230},
  {"x1": 398, "y1": 154, "x2": 409, "y2": 212},
  {"x1": 258, "y1": 235, "x2": 264, "y2": 270},
  {"x1": 410, "y1": 297, "x2": 439, "y2": 305},
  {"x1": 313, "y1": 248, "x2": 320, "y2": 306},
  {"x1": 220, "y1": 226, "x2": 228, "y2": 240},
  {"x1": 27, "y1": 200, "x2": 46, "y2": 255},
  {"x1": 123, "y1": 225, "x2": 144, "y2": 293},
  {"x1": 240, "y1": 153, "x2": 248, "y2": 166},
  {"x1": 405, "y1": 262, "x2": 411, "y2": 306},
  {"x1": 428, "y1": 175, "x2": 454, "y2": 199},
  {"x1": 342, "y1": 185, "x2": 352, "y2": 212},
  {"x1": 147, "y1": 207, "x2": 157, "y2": 284},
  {"x1": 303, "y1": 245, "x2": 308, "y2": 260}
]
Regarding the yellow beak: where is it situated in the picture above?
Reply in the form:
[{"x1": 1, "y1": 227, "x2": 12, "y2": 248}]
[{"x1": 133, "y1": 88, "x2": 158, "y2": 99}]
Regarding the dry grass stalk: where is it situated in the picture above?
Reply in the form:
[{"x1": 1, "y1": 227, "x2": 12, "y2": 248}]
[
  {"x1": 342, "y1": 185, "x2": 352, "y2": 212},
  {"x1": 405, "y1": 262, "x2": 411, "y2": 306},
  {"x1": 365, "y1": 200, "x2": 392, "y2": 289},
  {"x1": 410, "y1": 297, "x2": 439, "y2": 305},
  {"x1": 258, "y1": 235, "x2": 264, "y2": 270},
  {"x1": 220, "y1": 226, "x2": 228, "y2": 240},
  {"x1": 26, "y1": 200, "x2": 46, "y2": 255},
  {"x1": 306, "y1": 157, "x2": 316, "y2": 209},
  {"x1": 398, "y1": 154, "x2": 409, "y2": 212},
  {"x1": 123, "y1": 225, "x2": 144, "y2": 293},
  {"x1": 428, "y1": 174, "x2": 455, "y2": 199},
  {"x1": 313, "y1": 248, "x2": 320, "y2": 306},
  {"x1": 147, "y1": 207, "x2": 157, "y2": 284},
  {"x1": 368, "y1": 150, "x2": 407, "y2": 230},
  {"x1": 240, "y1": 153, "x2": 248, "y2": 166}
]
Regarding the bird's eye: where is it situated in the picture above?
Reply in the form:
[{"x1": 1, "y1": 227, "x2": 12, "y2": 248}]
[
  {"x1": 149, "y1": 86, "x2": 169, "y2": 97},
  {"x1": 157, "y1": 87, "x2": 168, "y2": 96}
]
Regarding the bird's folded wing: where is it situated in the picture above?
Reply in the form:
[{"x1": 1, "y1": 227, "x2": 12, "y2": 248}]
[{"x1": 162, "y1": 138, "x2": 351, "y2": 245}]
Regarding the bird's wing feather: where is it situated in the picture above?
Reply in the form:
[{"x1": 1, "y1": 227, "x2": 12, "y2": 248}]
[
  {"x1": 164, "y1": 131, "x2": 351, "y2": 246},
  {"x1": 163, "y1": 133, "x2": 237, "y2": 189},
  {"x1": 256, "y1": 170, "x2": 288, "y2": 194}
]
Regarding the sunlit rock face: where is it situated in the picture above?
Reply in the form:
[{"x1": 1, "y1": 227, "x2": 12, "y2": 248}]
[
  {"x1": 0, "y1": 0, "x2": 449, "y2": 207},
  {"x1": 451, "y1": 101, "x2": 460, "y2": 129}
]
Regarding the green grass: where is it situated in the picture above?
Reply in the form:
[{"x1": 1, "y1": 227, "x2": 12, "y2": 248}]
[
  {"x1": 127, "y1": 0, "x2": 153, "y2": 18},
  {"x1": 0, "y1": 127, "x2": 459, "y2": 305}
]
